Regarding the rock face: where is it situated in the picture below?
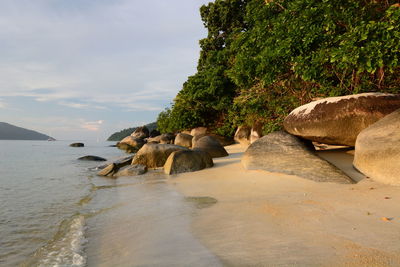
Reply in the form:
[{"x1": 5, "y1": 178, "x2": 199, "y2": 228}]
[
  {"x1": 242, "y1": 131, "x2": 354, "y2": 184},
  {"x1": 283, "y1": 93, "x2": 400, "y2": 146},
  {"x1": 70, "y1": 142, "x2": 84, "y2": 147},
  {"x1": 174, "y1": 133, "x2": 193, "y2": 148},
  {"x1": 353, "y1": 109, "x2": 400, "y2": 185},
  {"x1": 190, "y1": 127, "x2": 207, "y2": 136},
  {"x1": 131, "y1": 126, "x2": 149, "y2": 139},
  {"x1": 132, "y1": 143, "x2": 189, "y2": 168},
  {"x1": 78, "y1": 155, "x2": 107, "y2": 161},
  {"x1": 118, "y1": 136, "x2": 145, "y2": 152},
  {"x1": 164, "y1": 150, "x2": 213, "y2": 175},
  {"x1": 234, "y1": 126, "x2": 251, "y2": 145},
  {"x1": 192, "y1": 136, "x2": 228, "y2": 158},
  {"x1": 115, "y1": 164, "x2": 147, "y2": 177}
]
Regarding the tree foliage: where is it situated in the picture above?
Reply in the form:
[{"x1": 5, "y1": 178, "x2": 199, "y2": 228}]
[{"x1": 157, "y1": 0, "x2": 400, "y2": 136}]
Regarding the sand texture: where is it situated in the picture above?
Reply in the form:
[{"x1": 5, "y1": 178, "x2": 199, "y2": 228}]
[{"x1": 170, "y1": 144, "x2": 400, "y2": 267}]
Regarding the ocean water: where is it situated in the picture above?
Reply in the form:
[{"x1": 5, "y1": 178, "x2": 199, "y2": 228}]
[{"x1": 0, "y1": 140, "x2": 220, "y2": 266}]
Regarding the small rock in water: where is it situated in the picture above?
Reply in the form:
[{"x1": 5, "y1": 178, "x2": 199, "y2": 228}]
[
  {"x1": 70, "y1": 142, "x2": 84, "y2": 147},
  {"x1": 78, "y1": 155, "x2": 107, "y2": 161}
]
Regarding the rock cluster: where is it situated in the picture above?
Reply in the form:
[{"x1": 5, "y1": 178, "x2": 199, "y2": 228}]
[{"x1": 280, "y1": 92, "x2": 400, "y2": 185}]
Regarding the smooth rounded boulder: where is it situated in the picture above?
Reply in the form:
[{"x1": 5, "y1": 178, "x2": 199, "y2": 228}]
[
  {"x1": 164, "y1": 150, "x2": 213, "y2": 175},
  {"x1": 192, "y1": 133, "x2": 234, "y2": 147},
  {"x1": 353, "y1": 109, "x2": 400, "y2": 185},
  {"x1": 190, "y1": 127, "x2": 207, "y2": 136},
  {"x1": 234, "y1": 126, "x2": 251, "y2": 145},
  {"x1": 283, "y1": 93, "x2": 400, "y2": 146},
  {"x1": 192, "y1": 136, "x2": 228, "y2": 158},
  {"x1": 70, "y1": 142, "x2": 84, "y2": 147},
  {"x1": 132, "y1": 143, "x2": 189, "y2": 168},
  {"x1": 174, "y1": 133, "x2": 193, "y2": 148},
  {"x1": 242, "y1": 131, "x2": 354, "y2": 184},
  {"x1": 118, "y1": 136, "x2": 145, "y2": 152}
]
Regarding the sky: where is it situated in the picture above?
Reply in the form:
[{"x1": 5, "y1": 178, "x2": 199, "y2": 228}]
[{"x1": 0, "y1": 0, "x2": 210, "y2": 140}]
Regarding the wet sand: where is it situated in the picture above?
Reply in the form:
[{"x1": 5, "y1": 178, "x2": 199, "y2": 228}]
[{"x1": 169, "y1": 144, "x2": 400, "y2": 266}]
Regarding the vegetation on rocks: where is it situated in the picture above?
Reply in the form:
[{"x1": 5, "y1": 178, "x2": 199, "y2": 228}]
[{"x1": 157, "y1": 0, "x2": 400, "y2": 136}]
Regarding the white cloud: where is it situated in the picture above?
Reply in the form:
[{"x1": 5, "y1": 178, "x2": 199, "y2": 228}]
[{"x1": 81, "y1": 119, "x2": 104, "y2": 131}]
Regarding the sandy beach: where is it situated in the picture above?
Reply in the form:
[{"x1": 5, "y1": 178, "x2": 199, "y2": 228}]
[{"x1": 169, "y1": 144, "x2": 400, "y2": 266}]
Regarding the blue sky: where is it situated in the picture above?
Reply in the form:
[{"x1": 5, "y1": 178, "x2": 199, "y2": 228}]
[{"x1": 0, "y1": 0, "x2": 209, "y2": 140}]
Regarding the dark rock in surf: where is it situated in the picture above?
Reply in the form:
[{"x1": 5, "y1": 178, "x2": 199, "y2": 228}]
[{"x1": 78, "y1": 155, "x2": 107, "y2": 161}]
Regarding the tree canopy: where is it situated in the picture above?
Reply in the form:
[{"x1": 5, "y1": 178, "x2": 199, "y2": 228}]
[{"x1": 157, "y1": 0, "x2": 400, "y2": 136}]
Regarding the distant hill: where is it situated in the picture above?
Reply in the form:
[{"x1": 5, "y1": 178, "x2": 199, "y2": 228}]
[
  {"x1": 0, "y1": 122, "x2": 52, "y2": 140},
  {"x1": 107, "y1": 122, "x2": 157, "y2": 141}
]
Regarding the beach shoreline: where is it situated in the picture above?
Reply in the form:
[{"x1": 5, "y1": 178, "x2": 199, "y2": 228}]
[{"x1": 168, "y1": 144, "x2": 400, "y2": 266}]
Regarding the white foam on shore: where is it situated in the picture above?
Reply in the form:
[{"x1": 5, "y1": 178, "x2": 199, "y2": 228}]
[
  {"x1": 37, "y1": 215, "x2": 87, "y2": 267},
  {"x1": 290, "y1": 92, "x2": 390, "y2": 116}
]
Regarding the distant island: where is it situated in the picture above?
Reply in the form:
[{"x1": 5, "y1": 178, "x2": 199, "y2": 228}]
[
  {"x1": 0, "y1": 122, "x2": 53, "y2": 140},
  {"x1": 107, "y1": 122, "x2": 157, "y2": 141}
]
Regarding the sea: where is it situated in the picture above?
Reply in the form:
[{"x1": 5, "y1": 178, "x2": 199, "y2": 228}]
[{"x1": 0, "y1": 140, "x2": 220, "y2": 267}]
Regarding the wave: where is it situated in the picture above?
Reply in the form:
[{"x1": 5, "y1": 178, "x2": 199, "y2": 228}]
[{"x1": 23, "y1": 215, "x2": 87, "y2": 267}]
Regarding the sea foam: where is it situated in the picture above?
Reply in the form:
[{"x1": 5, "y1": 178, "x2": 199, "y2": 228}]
[{"x1": 36, "y1": 215, "x2": 87, "y2": 267}]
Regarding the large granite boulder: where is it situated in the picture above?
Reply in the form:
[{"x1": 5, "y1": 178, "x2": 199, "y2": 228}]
[
  {"x1": 242, "y1": 131, "x2": 354, "y2": 184},
  {"x1": 70, "y1": 142, "x2": 84, "y2": 147},
  {"x1": 190, "y1": 127, "x2": 207, "y2": 136},
  {"x1": 192, "y1": 133, "x2": 234, "y2": 147},
  {"x1": 132, "y1": 143, "x2": 189, "y2": 168},
  {"x1": 118, "y1": 136, "x2": 145, "y2": 152},
  {"x1": 78, "y1": 155, "x2": 107, "y2": 161},
  {"x1": 174, "y1": 133, "x2": 193, "y2": 148},
  {"x1": 353, "y1": 109, "x2": 400, "y2": 185},
  {"x1": 192, "y1": 136, "x2": 228, "y2": 158},
  {"x1": 131, "y1": 126, "x2": 149, "y2": 139},
  {"x1": 234, "y1": 126, "x2": 251, "y2": 145},
  {"x1": 164, "y1": 150, "x2": 213, "y2": 175},
  {"x1": 283, "y1": 93, "x2": 400, "y2": 146}
]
